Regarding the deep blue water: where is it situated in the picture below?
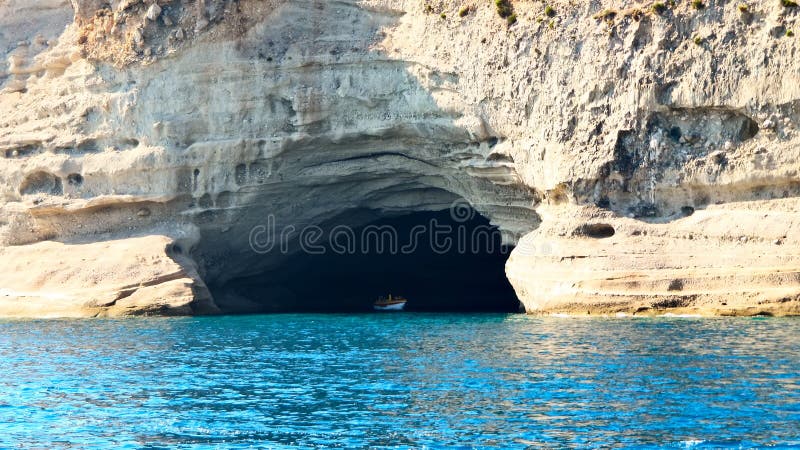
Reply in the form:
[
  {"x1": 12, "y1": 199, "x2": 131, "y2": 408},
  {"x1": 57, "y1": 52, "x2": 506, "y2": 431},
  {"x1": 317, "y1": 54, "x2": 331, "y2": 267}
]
[{"x1": 0, "y1": 314, "x2": 798, "y2": 448}]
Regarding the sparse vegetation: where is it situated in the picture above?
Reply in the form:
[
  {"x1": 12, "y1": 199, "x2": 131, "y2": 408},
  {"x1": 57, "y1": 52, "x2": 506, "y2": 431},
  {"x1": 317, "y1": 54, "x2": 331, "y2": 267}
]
[
  {"x1": 545, "y1": 5, "x2": 556, "y2": 16},
  {"x1": 440, "y1": 12, "x2": 447, "y2": 19},
  {"x1": 694, "y1": 35, "x2": 704, "y2": 45},
  {"x1": 459, "y1": 6, "x2": 470, "y2": 17},
  {"x1": 651, "y1": 1, "x2": 668, "y2": 14},
  {"x1": 425, "y1": 4, "x2": 434, "y2": 13},
  {"x1": 738, "y1": 3, "x2": 749, "y2": 12},
  {"x1": 495, "y1": 0, "x2": 514, "y2": 18},
  {"x1": 593, "y1": 9, "x2": 619, "y2": 20},
  {"x1": 495, "y1": 0, "x2": 518, "y2": 26},
  {"x1": 788, "y1": 29, "x2": 795, "y2": 37},
  {"x1": 692, "y1": 0, "x2": 705, "y2": 9},
  {"x1": 782, "y1": 0, "x2": 798, "y2": 7}
]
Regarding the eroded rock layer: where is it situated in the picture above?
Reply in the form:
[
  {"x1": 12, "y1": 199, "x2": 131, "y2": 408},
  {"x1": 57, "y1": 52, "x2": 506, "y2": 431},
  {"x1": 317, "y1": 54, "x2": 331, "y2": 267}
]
[
  {"x1": 507, "y1": 204, "x2": 800, "y2": 317},
  {"x1": 1, "y1": 0, "x2": 799, "y2": 316}
]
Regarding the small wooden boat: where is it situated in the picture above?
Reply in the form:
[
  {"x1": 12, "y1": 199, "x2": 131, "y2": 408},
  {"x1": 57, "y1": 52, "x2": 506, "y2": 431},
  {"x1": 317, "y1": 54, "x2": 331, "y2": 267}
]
[{"x1": 374, "y1": 294, "x2": 407, "y2": 311}]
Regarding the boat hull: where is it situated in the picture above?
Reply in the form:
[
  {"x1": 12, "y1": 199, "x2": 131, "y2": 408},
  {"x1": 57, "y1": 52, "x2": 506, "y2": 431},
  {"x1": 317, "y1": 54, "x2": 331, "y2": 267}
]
[{"x1": 373, "y1": 302, "x2": 406, "y2": 311}]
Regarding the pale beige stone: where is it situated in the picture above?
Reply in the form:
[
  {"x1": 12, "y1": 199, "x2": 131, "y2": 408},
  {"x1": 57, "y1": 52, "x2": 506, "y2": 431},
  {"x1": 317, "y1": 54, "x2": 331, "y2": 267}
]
[{"x1": 0, "y1": 235, "x2": 218, "y2": 318}]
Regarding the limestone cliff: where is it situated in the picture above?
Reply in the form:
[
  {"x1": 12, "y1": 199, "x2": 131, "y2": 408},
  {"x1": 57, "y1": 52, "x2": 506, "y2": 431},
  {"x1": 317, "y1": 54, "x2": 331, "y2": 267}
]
[{"x1": 1, "y1": 0, "x2": 799, "y2": 317}]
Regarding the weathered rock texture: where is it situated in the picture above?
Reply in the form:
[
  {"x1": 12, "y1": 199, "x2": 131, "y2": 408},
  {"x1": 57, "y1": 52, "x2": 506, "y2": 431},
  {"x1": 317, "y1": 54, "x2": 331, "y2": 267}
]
[
  {"x1": 0, "y1": 234, "x2": 217, "y2": 317},
  {"x1": 1, "y1": 0, "x2": 799, "y2": 317}
]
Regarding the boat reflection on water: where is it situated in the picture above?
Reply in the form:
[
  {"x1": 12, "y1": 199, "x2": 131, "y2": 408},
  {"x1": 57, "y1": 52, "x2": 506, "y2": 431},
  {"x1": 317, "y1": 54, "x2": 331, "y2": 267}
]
[{"x1": 373, "y1": 295, "x2": 407, "y2": 311}]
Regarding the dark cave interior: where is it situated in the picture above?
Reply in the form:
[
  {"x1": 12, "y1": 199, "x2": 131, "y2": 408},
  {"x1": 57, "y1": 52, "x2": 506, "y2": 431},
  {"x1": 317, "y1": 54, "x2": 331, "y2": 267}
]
[{"x1": 213, "y1": 210, "x2": 522, "y2": 313}]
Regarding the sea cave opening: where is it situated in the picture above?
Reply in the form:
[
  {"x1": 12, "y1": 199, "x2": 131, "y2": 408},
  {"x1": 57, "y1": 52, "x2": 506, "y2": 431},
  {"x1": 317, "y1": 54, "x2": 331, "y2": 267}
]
[{"x1": 211, "y1": 209, "x2": 522, "y2": 314}]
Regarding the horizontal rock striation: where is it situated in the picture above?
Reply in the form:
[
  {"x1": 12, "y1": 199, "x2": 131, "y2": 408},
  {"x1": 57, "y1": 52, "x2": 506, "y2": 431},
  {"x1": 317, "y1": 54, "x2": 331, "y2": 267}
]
[
  {"x1": 507, "y1": 204, "x2": 800, "y2": 317},
  {"x1": 1, "y1": 0, "x2": 799, "y2": 316}
]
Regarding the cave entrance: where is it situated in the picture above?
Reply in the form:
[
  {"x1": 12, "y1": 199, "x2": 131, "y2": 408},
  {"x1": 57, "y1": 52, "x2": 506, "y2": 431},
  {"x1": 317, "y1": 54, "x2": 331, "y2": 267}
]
[{"x1": 213, "y1": 209, "x2": 522, "y2": 313}]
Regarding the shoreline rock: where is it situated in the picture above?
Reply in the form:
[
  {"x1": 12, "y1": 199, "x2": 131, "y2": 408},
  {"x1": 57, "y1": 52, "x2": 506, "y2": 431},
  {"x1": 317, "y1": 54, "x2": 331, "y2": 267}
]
[
  {"x1": 0, "y1": 235, "x2": 219, "y2": 318},
  {"x1": 506, "y1": 204, "x2": 800, "y2": 317}
]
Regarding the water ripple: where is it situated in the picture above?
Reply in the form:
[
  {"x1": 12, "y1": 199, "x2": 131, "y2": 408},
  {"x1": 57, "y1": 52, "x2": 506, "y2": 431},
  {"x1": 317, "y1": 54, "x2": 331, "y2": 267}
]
[{"x1": 0, "y1": 315, "x2": 798, "y2": 448}]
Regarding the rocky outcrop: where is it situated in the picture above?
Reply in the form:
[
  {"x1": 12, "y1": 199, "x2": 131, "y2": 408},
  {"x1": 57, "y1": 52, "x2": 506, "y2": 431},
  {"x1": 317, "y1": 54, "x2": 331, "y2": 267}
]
[
  {"x1": 0, "y1": 234, "x2": 217, "y2": 317},
  {"x1": 507, "y1": 204, "x2": 800, "y2": 317},
  {"x1": 1, "y1": 0, "x2": 800, "y2": 317}
]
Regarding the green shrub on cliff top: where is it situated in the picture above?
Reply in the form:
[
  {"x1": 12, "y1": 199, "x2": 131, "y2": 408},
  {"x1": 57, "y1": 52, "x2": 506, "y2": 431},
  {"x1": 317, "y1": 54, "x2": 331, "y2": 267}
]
[
  {"x1": 651, "y1": 1, "x2": 668, "y2": 13},
  {"x1": 544, "y1": 5, "x2": 556, "y2": 16},
  {"x1": 495, "y1": 0, "x2": 514, "y2": 18},
  {"x1": 459, "y1": 6, "x2": 470, "y2": 17},
  {"x1": 692, "y1": 0, "x2": 705, "y2": 9},
  {"x1": 593, "y1": 9, "x2": 618, "y2": 20},
  {"x1": 652, "y1": 2, "x2": 667, "y2": 13},
  {"x1": 782, "y1": 0, "x2": 798, "y2": 7}
]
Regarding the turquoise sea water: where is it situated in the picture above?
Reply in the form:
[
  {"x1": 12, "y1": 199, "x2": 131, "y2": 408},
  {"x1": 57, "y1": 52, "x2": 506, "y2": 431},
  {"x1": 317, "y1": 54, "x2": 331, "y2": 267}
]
[{"x1": 0, "y1": 314, "x2": 798, "y2": 448}]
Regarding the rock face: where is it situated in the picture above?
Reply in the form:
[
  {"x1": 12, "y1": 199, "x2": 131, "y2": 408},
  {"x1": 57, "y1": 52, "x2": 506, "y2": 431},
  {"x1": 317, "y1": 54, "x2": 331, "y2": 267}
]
[
  {"x1": 507, "y1": 204, "x2": 800, "y2": 317},
  {"x1": 0, "y1": 234, "x2": 217, "y2": 317},
  {"x1": 1, "y1": 0, "x2": 799, "y2": 317}
]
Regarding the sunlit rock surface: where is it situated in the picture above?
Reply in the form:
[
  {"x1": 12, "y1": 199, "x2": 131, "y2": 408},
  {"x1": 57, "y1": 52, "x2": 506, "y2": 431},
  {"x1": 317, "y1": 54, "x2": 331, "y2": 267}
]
[{"x1": 1, "y1": 0, "x2": 799, "y2": 316}]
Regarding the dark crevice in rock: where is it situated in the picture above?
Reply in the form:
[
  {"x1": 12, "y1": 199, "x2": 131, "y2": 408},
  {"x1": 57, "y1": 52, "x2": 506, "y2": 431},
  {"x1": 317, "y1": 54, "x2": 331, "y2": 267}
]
[
  {"x1": 67, "y1": 173, "x2": 84, "y2": 186},
  {"x1": 76, "y1": 139, "x2": 101, "y2": 153},
  {"x1": 305, "y1": 151, "x2": 440, "y2": 170},
  {"x1": 611, "y1": 129, "x2": 639, "y2": 180},
  {"x1": 19, "y1": 171, "x2": 63, "y2": 196},
  {"x1": 234, "y1": 163, "x2": 247, "y2": 185},
  {"x1": 573, "y1": 223, "x2": 616, "y2": 239},
  {"x1": 647, "y1": 107, "x2": 760, "y2": 147},
  {"x1": 3, "y1": 144, "x2": 40, "y2": 158},
  {"x1": 486, "y1": 152, "x2": 514, "y2": 163}
]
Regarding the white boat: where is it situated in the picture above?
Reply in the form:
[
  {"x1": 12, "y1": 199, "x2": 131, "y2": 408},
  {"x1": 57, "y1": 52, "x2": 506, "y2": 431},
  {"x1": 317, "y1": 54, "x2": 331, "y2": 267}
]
[{"x1": 374, "y1": 294, "x2": 407, "y2": 311}]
